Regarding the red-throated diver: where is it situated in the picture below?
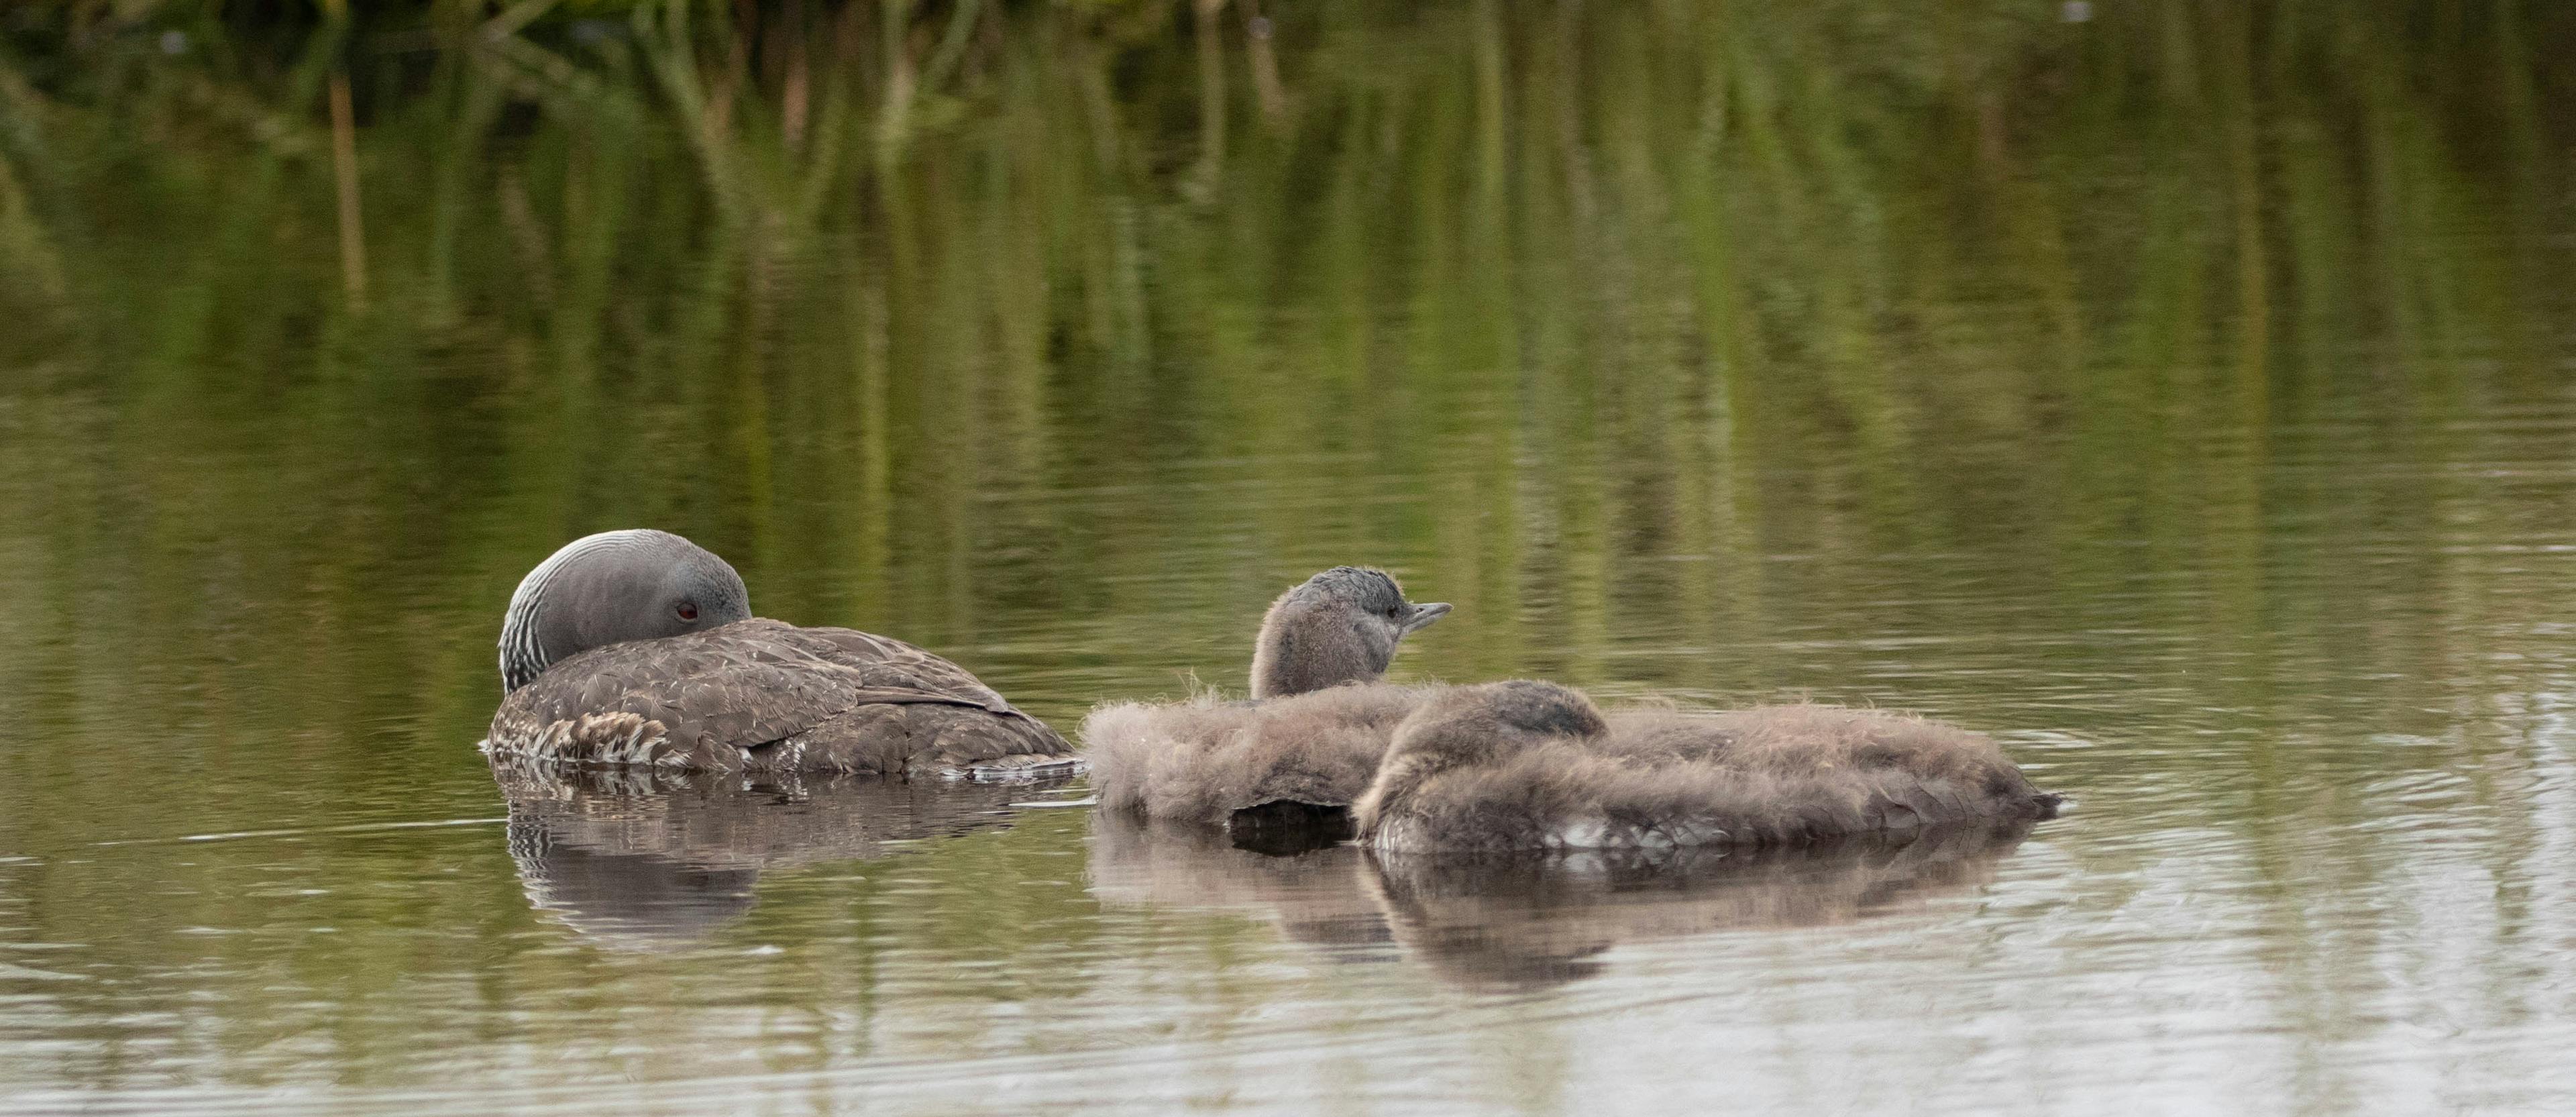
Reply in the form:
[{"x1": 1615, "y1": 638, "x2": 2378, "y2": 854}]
[
  {"x1": 484, "y1": 529, "x2": 1073, "y2": 776},
  {"x1": 1354, "y1": 680, "x2": 2061, "y2": 853},
  {"x1": 1083, "y1": 566, "x2": 1451, "y2": 827}
]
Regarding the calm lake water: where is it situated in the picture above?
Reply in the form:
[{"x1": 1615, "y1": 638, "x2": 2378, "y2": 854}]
[{"x1": 5, "y1": 3, "x2": 2575, "y2": 1113}]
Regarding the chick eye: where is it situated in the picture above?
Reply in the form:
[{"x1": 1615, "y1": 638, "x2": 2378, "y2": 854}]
[
  {"x1": 676, "y1": 601, "x2": 700, "y2": 622},
  {"x1": 1385, "y1": 606, "x2": 1402, "y2": 619}
]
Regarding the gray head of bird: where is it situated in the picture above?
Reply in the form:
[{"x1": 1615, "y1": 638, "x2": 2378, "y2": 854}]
[
  {"x1": 497, "y1": 529, "x2": 754, "y2": 692},
  {"x1": 1387, "y1": 680, "x2": 1609, "y2": 769},
  {"x1": 1249, "y1": 566, "x2": 1453, "y2": 699}
]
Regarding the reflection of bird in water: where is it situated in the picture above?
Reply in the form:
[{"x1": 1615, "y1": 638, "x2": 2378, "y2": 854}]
[
  {"x1": 1087, "y1": 814, "x2": 1400, "y2": 958},
  {"x1": 1089, "y1": 810, "x2": 2039, "y2": 991},
  {"x1": 495, "y1": 763, "x2": 1067, "y2": 949},
  {"x1": 1362, "y1": 821, "x2": 2039, "y2": 990},
  {"x1": 484, "y1": 529, "x2": 1075, "y2": 776}
]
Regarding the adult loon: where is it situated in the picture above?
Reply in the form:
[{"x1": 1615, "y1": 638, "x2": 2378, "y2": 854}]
[{"x1": 484, "y1": 529, "x2": 1073, "y2": 776}]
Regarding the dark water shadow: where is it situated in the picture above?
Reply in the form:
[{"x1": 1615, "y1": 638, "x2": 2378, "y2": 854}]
[
  {"x1": 1090, "y1": 814, "x2": 2038, "y2": 990},
  {"x1": 492, "y1": 763, "x2": 1071, "y2": 949},
  {"x1": 1224, "y1": 800, "x2": 1358, "y2": 854}
]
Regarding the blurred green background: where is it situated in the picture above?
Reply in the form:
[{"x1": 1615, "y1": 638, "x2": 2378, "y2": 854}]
[
  {"x1": 7, "y1": 0, "x2": 2575, "y2": 906},
  {"x1": 3, "y1": 4, "x2": 2575, "y2": 1109},
  {"x1": 7, "y1": 0, "x2": 2576, "y2": 851}
]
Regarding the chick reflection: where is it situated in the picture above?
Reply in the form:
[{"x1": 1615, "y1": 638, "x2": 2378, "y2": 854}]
[
  {"x1": 495, "y1": 763, "x2": 1067, "y2": 948},
  {"x1": 1090, "y1": 814, "x2": 2037, "y2": 990}
]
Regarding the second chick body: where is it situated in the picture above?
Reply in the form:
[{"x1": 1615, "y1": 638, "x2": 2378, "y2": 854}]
[{"x1": 1356, "y1": 682, "x2": 2061, "y2": 853}]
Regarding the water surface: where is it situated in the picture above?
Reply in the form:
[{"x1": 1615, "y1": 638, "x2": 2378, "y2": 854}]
[{"x1": 4, "y1": 3, "x2": 2575, "y2": 1113}]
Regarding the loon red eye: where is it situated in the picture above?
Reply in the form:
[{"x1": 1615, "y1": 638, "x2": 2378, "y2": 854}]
[{"x1": 676, "y1": 601, "x2": 700, "y2": 621}]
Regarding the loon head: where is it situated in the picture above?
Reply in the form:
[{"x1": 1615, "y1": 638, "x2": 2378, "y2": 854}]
[
  {"x1": 498, "y1": 529, "x2": 753, "y2": 692},
  {"x1": 1248, "y1": 566, "x2": 1452, "y2": 700}
]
